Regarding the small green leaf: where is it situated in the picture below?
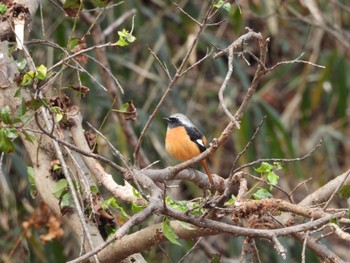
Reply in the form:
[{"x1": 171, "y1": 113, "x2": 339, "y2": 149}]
[
  {"x1": 116, "y1": 29, "x2": 136, "y2": 47},
  {"x1": 1, "y1": 106, "x2": 12, "y2": 124},
  {"x1": 273, "y1": 162, "x2": 282, "y2": 170},
  {"x1": 166, "y1": 196, "x2": 188, "y2": 212},
  {"x1": 213, "y1": 0, "x2": 231, "y2": 12},
  {"x1": 126, "y1": 34, "x2": 136, "y2": 43},
  {"x1": 131, "y1": 202, "x2": 145, "y2": 212},
  {"x1": 36, "y1": 64, "x2": 47, "y2": 80},
  {"x1": 14, "y1": 87, "x2": 22, "y2": 97},
  {"x1": 162, "y1": 217, "x2": 181, "y2": 246},
  {"x1": 16, "y1": 58, "x2": 27, "y2": 71},
  {"x1": 23, "y1": 131, "x2": 35, "y2": 144},
  {"x1": 51, "y1": 106, "x2": 63, "y2": 123},
  {"x1": 21, "y1": 70, "x2": 35, "y2": 86},
  {"x1": 27, "y1": 98, "x2": 45, "y2": 110},
  {"x1": 116, "y1": 37, "x2": 128, "y2": 47},
  {"x1": 132, "y1": 187, "x2": 142, "y2": 198},
  {"x1": 113, "y1": 102, "x2": 129, "y2": 113},
  {"x1": 53, "y1": 179, "x2": 68, "y2": 198},
  {"x1": 105, "y1": 225, "x2": 117, "y2": 237},
  {"x1": 103, "y1": 197, "x2": 129, "y2": 218},
  {"x1": 90, "y1": 185, "x2": 100, "y2": 194},
  {"x1": 27, "y1": 166, "x2": 35, "y2": 184},
  {"x1": 339, "y1": 185, "x2": 350, "y2": 199},
  {"x1": 27, "y1": 166, "x2": 37, "y2": 198},
  {"x1": 18, "y1": 98, "x2": 27, "y2": 117},
  {"x1": 224, "y1": 194, "x2": 236, "y2": 206},
  {"x1": 252, "y1": 188, "x2": 272, "y2": 200},
  {"x1": 60, "y1": 191, "x2": 73, "y2": 207},
  {"x1": 255, "y1": 162, "x2": 273, "y2": 173},
  {"x1": 0, "y1": 4, "x2": 7, "y2": 15},
  {"x1": 267, "y1": 171, "x2": 279, "y2": 186},
  {"x1": 4, "y1": 128, "x2": 19, "y2": 139},
  {"x1": 68, "y1": 37, "x2": 79, "y2": 50},
  {"x1": 0, "y1": 129, "x2": 14, "y2": 153}
]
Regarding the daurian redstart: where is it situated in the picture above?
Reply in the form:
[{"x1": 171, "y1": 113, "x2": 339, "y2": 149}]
[{"x1": 164, "y1": 113, "x2": 214, "y2": 186}]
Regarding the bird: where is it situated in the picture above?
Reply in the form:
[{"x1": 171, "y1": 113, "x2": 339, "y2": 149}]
[{"x1": 164, "y1": 113, "x2": 214, "y2": 187}]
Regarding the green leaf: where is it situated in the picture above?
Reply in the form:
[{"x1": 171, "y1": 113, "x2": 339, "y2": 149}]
[
  {"x1": 51, "y1": 106, "x2": 63, "y2": 123},
  {"x1": 52, "y1": 179, "x2": 68, "y2": 198},
  {"x1": 116, "y1": 29, "x2": 136, "y2": 47},
  {"x1": 105, "y1": 225, "x2": 117, "y2": 237},
  {"x1": 267, "y1": 171, "x2": 279, "y2": 186},
  {"x1": 213, "y1": 0, "x2": 231, "y2": 12},
  {"x1": 1, "y1": 106, "x2": 12, "y2": 124},
  {"x1": 36, "y1": 64, "x2": 47, "y2": 80},
  {"x1": 347, "y1": 198, "x2": 350, "y2": 219},
  {"x1": 102, "y1": 197, "x2": 129, "y2": 218},
  {"x1": 16, "y1": 58, "x2": 27, "y2": 71},
  {"x1": 113, "y1": 102, "x2": 129, "y2": 113},
  {"x1": 18, "y1": 98, "x2": 27, "y2": 117},
  {"x1": 166, "y1": 196, "x2": 188, "y2": 212},
  {"x1": 116, "y1": 36, "x2": 128, "y2": 47},
  {"x1": 27, "y1": 98, "x2": 48, "y2": 110},
  {"x1": 273, "y1": 162, "x2": 282, "y2": 170},
  {"x1": 132, "y1": 187, "x2": 142, "y2": 198},
  {"x1": 23, "y1": 131, "x2": 35, "y2": 144},
  {"x1": 21, "y1": 70, "x2": 35, "y2": 86},
  {"x1": 0, "y1": 129, "x2": 14, "y2": 153},
  {"x1": 252, "y1": 188, "x2": 272, "y2": 200},
  {"x1": 27, "y1": 166, "x2": 37, "y2": 198},
  {"x1": 4, "y1": 128, "x2": 19, "y2": 139},
  {"x1": 27, "y1": 166, "x2": 35, "y2": 184},
  {"x1": 224, "y1": 194, "x2": 236, "y2": 206},
  {"x1": 131, "y1": 202, "x2": 145, "y2": 212},
  {"x1": 60, "y1": 192, "x2": 73, "y2": 207},
  {"x1": 162, "y1": 217, "x2": 181, "y2": 246},
  {"x1": 68, "y1": 37, "x2": 79, "y2": 50},
  {"x1": 255, "y1": 162, "x2": 273, "y2": 173},
  {"x1": 0, "y1": 4, "x2": 7, "y2": 15},
  {"x1": 90, "y1": 185, "x2": 100, "y2": 194},
  {"x1": 14, "y1": 87, "x2": 22, "y2": 97},
  {"x1": 339, "y1": 185, "x2": 350, "y2": 199}
]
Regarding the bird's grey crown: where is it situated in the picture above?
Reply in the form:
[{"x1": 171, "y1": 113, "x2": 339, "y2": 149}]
[{"x1": 168, "y1": 113, "x2": 195, "y2": 128}]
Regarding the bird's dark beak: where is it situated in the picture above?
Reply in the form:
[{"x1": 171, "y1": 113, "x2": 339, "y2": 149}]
[{"x1": 163, "y1": 117, "x2": 170, "y2": 122}]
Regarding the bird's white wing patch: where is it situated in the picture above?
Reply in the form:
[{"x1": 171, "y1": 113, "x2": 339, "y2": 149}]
[{"x1": 196, "y1": 139, "x2": 205, "y2": 147}]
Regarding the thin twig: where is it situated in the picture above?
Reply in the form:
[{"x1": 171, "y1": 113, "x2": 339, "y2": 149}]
[
  {"x1": 289, "y1": 178, "x2": 312, "y2": 196},
  {"x1": 147, "y1": 46, "x2": 171, "y2": 80},
  {"x1": 231, "y1": 116, "x2": 266, "y2": 172},
  {"x1": 302, "y1": 230, "x2": 310, "y2": 263},
  {"x1": 177, "y1": 237, "x2": 202, "y2": 263},
  {"x1": 232, "y1": 138, "x2": 323, "y2": 174},
  {"x1": 218, "y1": 45, "x2": 240, "y2": 128},
  {"x1": 323, "y1": 168, "x2": 350, "y2": 210},
  {"x1": 265, "y1": 53, "x2": 325, "y2": 73}
]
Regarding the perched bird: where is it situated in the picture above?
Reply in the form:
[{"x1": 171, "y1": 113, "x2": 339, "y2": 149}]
[{"x1": 164, "y1": 113, "x2": 214, "y2": 186}]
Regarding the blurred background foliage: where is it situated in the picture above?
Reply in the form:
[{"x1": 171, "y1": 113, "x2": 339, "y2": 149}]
[{"x1": 1, "y1": 0, "x2": 349, "y2": 262}]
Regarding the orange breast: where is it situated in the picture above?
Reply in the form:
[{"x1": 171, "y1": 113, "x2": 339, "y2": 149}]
[{"x1": 165, "y1": 126, "x2": 203, "y2": 161}]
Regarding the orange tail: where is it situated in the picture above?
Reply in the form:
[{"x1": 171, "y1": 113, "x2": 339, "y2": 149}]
[{"x1": 201, "y1": 159, "x2": 214, "y2": 186}]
